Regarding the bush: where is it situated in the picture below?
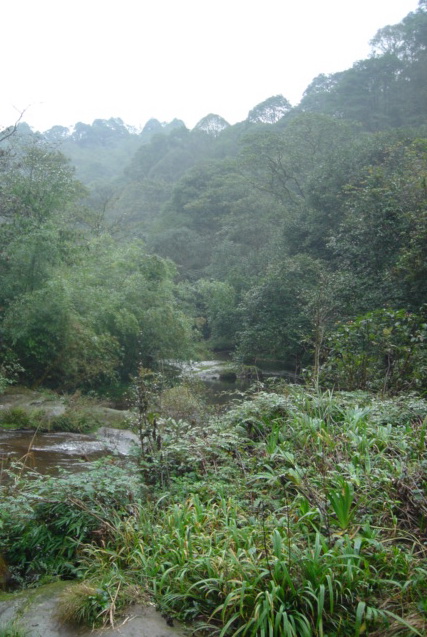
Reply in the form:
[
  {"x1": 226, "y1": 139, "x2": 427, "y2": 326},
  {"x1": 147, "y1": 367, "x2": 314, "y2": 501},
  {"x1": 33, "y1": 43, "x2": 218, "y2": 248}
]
[
  {"x1": 320, "y1": 309, "x2": 427, "y2": 393},
  {"x1": 0, "y1": 407, "x2": 33, "y2": 429},
  {"x1": 0, "y1": 464, "x2": 146, "y2": 584},
  {"x1": 49, "y1": 410, "x2": 101, "y2": 433},
  {"x1": 159, "y1": 382, "x2": 209, "y2": 423}
]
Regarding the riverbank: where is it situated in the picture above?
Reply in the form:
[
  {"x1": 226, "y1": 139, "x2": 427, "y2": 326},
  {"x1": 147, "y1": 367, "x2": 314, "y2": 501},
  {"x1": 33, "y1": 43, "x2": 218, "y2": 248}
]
[
  {"x1": 0, "y1": 387, "x2": 134, "y2": 473},
  {"x1": 0, "y1": 387, "x2": 130, "y2": 429}
]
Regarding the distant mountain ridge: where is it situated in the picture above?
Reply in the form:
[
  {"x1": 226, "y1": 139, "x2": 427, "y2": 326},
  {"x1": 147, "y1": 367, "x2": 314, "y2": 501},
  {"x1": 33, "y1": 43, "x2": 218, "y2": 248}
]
[
  {"x1": 10, "y1": 2, "x2": 427, "y2": 185},
  {"x1": 14, "y1": 98, "x2": 294, "y2": 185},
  {"x1": 42, "y1": 117, "x2": 186, "y2": 146}
]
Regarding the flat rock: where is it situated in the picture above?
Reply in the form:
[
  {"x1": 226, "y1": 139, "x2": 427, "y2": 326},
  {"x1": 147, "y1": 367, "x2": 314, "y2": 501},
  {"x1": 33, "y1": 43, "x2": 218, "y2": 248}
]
[{"x1": 97, "y1": 426, "x2": 140, "y2": 454}]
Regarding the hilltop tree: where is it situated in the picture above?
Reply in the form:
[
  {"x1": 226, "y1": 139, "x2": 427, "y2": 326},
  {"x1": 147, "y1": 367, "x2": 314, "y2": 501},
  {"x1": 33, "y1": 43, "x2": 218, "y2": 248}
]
[
  {"x1": 247, "y1": 95, "x2": 292, "y2": 124},
  {"x1": 193, "y1": 114, "x2": 230, "y2": 137},
  {"x1": 300, "y1": 2, "x2": 427, "y2": 129}
]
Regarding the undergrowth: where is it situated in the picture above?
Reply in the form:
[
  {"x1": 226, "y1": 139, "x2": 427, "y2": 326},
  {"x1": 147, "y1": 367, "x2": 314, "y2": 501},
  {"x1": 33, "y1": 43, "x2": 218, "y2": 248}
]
[
  {"x1": 0, "y1": 405, "x2": 102, "y2": 433},
  {"x1": 1, "y1": 385, "x2": 427, "y2": 634},
  {"x1": 0, "y1": 624, "x2": 27, "y2": 637}
]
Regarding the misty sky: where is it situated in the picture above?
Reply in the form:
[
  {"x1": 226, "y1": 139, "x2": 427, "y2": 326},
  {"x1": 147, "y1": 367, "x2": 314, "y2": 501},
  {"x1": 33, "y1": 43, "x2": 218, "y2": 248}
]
[{"x1": 2, "y1": 0, "x2": 420, "y2": 132}]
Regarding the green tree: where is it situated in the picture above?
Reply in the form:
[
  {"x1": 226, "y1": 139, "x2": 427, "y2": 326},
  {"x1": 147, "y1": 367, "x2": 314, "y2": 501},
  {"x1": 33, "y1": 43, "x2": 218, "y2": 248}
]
[
  {"x1": 236, "y1": 256, "x2": 328, "y2": 369},
  {"x1": 247, "y1": 95, "x2": 292, "y2": 124},
  {"x1": 2, "y1": 278, "x2": 121, "y2": 389},
  {"x1": 193, "y1": 279, "x2": 238, "y2": 349},
  {"x1": 300, "y1": 2, "x2": 427, "y2": 130},
  {"x1": 193, "y1": 114, "x2": 230, "y2": 136},
  {"x1": 0, "y1": 139, "x2": 85, "y2": 222},
  {"x1": 240, "y1": 113, "x2": 357, "y2": 209},
  {"x1": 0, "y1": 140, "x2": 86, "y2": 303},
  {"x1": 320, "y1": 308, "x2": 427, "y2": 392},
  {"x1": 329, "y1": 135, "x2": 427, "y2": 311},
  {"x1": 1, "y1": 237, "x2": 194, "y2": 388}
]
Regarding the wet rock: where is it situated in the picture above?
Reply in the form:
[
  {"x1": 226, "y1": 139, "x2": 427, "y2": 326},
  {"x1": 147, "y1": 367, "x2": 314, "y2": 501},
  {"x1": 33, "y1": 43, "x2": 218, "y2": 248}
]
[
  {"x1": 96, "y1": 426, "x2": 140, "y2": 455},
  {"x1": 180, "y1": 360, "x2": 238, "y2": 382}
]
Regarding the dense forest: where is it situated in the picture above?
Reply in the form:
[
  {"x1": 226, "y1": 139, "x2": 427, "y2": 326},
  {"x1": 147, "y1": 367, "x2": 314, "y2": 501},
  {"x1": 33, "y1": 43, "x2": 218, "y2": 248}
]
[
  {"x1": 1, "y1": 3, "x2": 427, "y2": 636},
  {"x1": 2, "y1": 3, "x2": 427, "y2": 394}
]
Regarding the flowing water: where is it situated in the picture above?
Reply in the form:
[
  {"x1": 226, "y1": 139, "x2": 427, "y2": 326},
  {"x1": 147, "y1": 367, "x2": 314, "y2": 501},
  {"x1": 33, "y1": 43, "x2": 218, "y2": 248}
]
[
  {"x1": 0, "y1": 358, "x2": 296, "y2": 475},
  {"x1": 0, "y1": 427, "x2": 139, "y2": 475}
]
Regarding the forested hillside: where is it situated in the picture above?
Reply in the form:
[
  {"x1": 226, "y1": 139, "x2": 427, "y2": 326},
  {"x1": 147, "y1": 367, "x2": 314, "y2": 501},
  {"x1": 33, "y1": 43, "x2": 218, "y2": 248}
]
[{"x1": 1, "y1": 1, "x2": 426, "y2": 393}]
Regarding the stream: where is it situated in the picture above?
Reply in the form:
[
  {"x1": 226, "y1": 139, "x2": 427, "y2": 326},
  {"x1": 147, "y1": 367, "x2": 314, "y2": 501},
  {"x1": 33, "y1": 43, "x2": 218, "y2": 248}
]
[
  {"x1": 0, "y1": 358, "x2": 296, "y2": 475},
  {"x1": 0, "y1": 427, "x2": 139, "y2": 475}
]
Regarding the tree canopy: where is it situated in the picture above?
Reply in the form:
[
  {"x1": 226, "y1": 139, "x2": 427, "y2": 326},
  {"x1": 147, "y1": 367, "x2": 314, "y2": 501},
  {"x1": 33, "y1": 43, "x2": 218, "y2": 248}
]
[{"x1": 2, "y1": 3, "x2": 427, "y2": 393}]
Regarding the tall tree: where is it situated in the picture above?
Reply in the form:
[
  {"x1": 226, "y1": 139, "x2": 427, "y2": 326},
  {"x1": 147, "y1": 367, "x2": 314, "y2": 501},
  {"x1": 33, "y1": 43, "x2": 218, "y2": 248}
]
[{"x1": 247, "y1": 95, "x2": 292, "y2": 124}]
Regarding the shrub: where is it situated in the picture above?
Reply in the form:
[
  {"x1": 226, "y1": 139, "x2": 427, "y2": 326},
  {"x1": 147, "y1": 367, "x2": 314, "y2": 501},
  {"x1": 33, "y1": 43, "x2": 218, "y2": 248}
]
[
  {"x1": 321, "y1": 309, "x2": 427, "y2": 393},
  {"x1": 159, "y1": 383, "x2": 208, "y2": 423},
  {"x1": 0, "y1": 463, "x2": 146, "y2": 584},
  {"x1": 0, "y1": 407, "x2": 33, "y2": 429},
  {"x1": 49, "y1": 410, "x2": 101, "y2": 433}
]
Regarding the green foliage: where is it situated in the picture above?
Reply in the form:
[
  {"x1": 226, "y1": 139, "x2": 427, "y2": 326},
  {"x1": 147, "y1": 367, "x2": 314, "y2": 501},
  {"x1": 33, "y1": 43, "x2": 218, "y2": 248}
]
[
  {"x1": 300, "y1": 3, "x2": 427, "y2": 130},
  {"x1": 321, "y1": 308, "x2": 427, "y2": 392},
  {"x1": 159, "y1": 380, "x2": 210, "y2": 423},
  {"x1": 0, "y1": 407, "x2": 34, "y2": 429},
  {"x1": 0, "y1": 139, "x2": 86, "y2": 223},
  {"x1": 240, "y1": 113, "x2": 358, "y2": 211},
  {"x1": 84, "y1": 387, "x2": 424, "y2": 637},
  {"x1": 56, "y1": 579, "x2": 141, "y2": 629},
  {"x1": 327, "y1": 480, "x2": 355, "y2": 530},
  {"x1": 0, "y1": 624, "x2": 27, "y2": 637},
  {"x1": 0, "y1": 358, "x2": 24, "y2": 396},
  {"x1": 0, "y1": 464, "x2": 146, "y2": 584},
  {"x1": 247, "y1": 94, "x2": 292, "y2": 124},
  {"x1": 49, "y1": 410, "x2": 102, "y2": 434},
  {"x1": 0, "y1": 401, "x2": 103, "y2": 433},
  {"x1": 2, "y1": 12, "x2": 427, "y2": 634},
  {"x1": 0, "y1": 134, "x2": 196, "y2": 390},
  {"x1": 329, "y1": 136, "x2": 427, "y2": 311},
  {"x1": 1, "y1": 278, "x2": 121, "y2": 388},
  {"x1": 3, "y1": 6, "x2": 426, "y2": 386},
  {"x1": 236, "y1": 255, "x2": 331, "y2": 366},
  {"x1": 56, "y1": 581, "x2": 112, "y2": 627},
  {"x1": 127, "y1": 368, "x2": 242, "y2": 486},
  {"x1": 0, "y1": 231, "x2": 194, "y2": 388},
  {"x1": 2, "y1": 387, "x2": 427, "y2": 634},
  {"x1": 187, "y1": 279, "x2": 239, "y2": 347}
]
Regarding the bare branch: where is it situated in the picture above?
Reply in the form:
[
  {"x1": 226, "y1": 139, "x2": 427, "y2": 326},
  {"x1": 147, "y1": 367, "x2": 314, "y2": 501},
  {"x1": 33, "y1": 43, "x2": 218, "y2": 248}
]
[{"x1": 0, "y1": 108, "x2": 27, "y2": 144}]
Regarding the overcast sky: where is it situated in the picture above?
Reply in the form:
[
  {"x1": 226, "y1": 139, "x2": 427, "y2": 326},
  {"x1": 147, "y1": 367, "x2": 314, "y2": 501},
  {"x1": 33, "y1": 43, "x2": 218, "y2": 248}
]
[{"x1": 2, "y1": 0, "x2": 420, "y2": 132}]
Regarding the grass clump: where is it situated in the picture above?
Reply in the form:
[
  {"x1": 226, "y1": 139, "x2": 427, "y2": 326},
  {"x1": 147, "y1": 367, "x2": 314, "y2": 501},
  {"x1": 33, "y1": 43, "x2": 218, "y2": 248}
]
[
  {"x1": 56, "y1": 579, "x2": 142, "y2": 629},
  {"x1": 0, "y1": 405, "x2": 101, "y2": 434},
  {"x1": 0, "y1": 407, "x2": 36, "y2": 429},
  {"x1": 49, "y1": 410, "x2": 102, "y2": 433},
  {"x1": 0, "y1": 624, "x2": 27, "y2": 637}
]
